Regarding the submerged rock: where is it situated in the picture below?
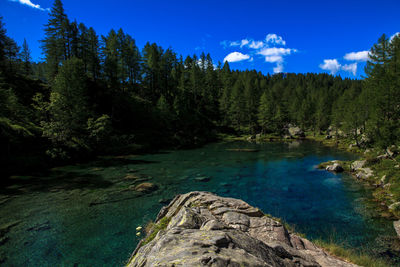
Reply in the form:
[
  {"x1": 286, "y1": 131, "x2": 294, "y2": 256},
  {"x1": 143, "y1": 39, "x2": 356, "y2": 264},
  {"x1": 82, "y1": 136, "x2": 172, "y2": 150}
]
[
  {"x1": 133, "y1": 183, "x2": 159, "y2": 193},
  {"x1": 194, "y1": 176, "x2": 211, "y2": 182},
  {"x1": 128, "y1": 191, "x2": 357, "y2": 267}
]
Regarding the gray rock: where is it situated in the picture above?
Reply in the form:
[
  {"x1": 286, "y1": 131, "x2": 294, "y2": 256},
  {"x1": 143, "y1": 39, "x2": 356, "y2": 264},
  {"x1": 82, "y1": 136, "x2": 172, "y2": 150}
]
[
  {"x1": 387, "y1": 147, "x2": 398, "y2": 158},
  {"x1": 360, "y1": 135, "x2": 370, "y2": 145},
  {"x1": 128, "y1": 191, "x2": 357, "y2": 267},
  {"x1": 355, "y1": 168, "x2": 373, "y2": 180},
  {"x1": 394, "y1": 220, "x2": 400, "y2": 238},
  {"x1": 383, "y1": 183, "x2": 391, "y2": 188},
  {"x1": 389, "y1": 202, "x2": 400, "y2": 212},
  {"x1": 326, "y1": 163, "x2": 344, "y2": 173},
  {"x1": 288, "y1": 125, "x2": 305, "y2": 138},
  {"x1": 348, "y1": 144, "x2": 354, "y2": 149},
  {"x1": 380, "y1": 175, "x2": 388, "y2": 185},
  {"x1": 377, "y1": 154, "x2": 388, "y2": 160},
  {"x1": 351, "y1": 160, "x2": 366, "y2": 172},
  {"x1": 247, "y1": 135, "x2": 256, "y2": 141}
]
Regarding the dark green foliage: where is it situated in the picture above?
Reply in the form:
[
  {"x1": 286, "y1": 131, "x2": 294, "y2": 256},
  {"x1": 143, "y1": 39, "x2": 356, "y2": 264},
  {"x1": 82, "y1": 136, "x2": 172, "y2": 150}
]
[
  {"x1": 42, "y1": 57, "x2": 90, "y2": 158},
  {"x1": 363, "y1": 34, "x2": 400, "y2": 148},
  {"x1": 1, "y1": 0, "x2": 399, "y2": 175},
  {"x1": 20, "y1": 39, "x2": 32, "y2": 76}
]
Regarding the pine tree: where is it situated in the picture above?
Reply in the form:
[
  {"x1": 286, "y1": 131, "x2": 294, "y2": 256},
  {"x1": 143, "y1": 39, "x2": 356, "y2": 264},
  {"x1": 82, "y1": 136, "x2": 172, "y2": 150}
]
[
  {"x1": 229, "y1": 79, "x2": 246, "y2": 131},
  {"x1": 87, "y1": 27, "x2": 101, "y2": 80},
  {"x1": 244, "y1": 75, "x2": 258, "y2": 133},
  {"x1": 41, "y1": 0, "x2": 69, "y2": 80},
  {"x1": 101, "y1": 29, "x2": 120, "y2": 85},
  {"x1": 0, "y1": 16, "x2": 7, "y2": 66},
  {"x1": 365, "y1": 34, "x2": 400, "y2": 148},
  {"x1": 141, "y1": 42, "x2": 163, "y2": 102},
  {"x1": 258, "y1": 91, "x2": 274, "y2": 133},
  {"x1": 20, "y1": 39, "x2": 31, "y2": 75}
]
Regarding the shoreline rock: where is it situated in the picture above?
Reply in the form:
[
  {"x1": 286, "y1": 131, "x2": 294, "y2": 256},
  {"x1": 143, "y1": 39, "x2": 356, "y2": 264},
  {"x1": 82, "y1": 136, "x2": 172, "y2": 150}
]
[
  {"x1": 326, "y1": 162, "x2": 344, "y2": 173},
  {"x1": 128, "y1": 191, "x2": 357, "y2": 267}
]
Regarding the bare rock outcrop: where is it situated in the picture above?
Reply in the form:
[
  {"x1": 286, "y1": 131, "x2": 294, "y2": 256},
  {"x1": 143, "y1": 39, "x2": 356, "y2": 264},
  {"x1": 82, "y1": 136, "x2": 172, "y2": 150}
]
[{"x1": 128, "y1": 191, "x2": 357, "y2": 267}]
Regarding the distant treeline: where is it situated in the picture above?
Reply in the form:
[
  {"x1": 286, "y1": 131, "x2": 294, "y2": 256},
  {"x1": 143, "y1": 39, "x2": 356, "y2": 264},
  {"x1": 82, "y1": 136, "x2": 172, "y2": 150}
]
[{"x1": 1, "y1": 0, "x2": 399, "y2": 174}]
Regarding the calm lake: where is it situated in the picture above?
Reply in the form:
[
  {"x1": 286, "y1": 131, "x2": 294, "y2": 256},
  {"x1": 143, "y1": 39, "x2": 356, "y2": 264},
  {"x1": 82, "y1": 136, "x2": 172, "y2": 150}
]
[{"x1": 0, "y1": 141, "x2": 398, "y2": 266}]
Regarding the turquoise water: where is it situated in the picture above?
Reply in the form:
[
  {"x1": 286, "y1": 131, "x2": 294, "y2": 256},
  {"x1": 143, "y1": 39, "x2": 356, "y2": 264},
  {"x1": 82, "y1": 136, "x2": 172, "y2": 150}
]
[{"x1": 0, "y1": 141, "x2": 398, "y2": 266}]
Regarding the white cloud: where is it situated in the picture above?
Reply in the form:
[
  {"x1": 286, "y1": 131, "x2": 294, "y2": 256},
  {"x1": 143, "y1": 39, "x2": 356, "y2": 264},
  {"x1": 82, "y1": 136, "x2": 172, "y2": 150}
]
[
  {"x1": 9, "y1": 0, "x2": 49, "y2": 11},
  {"x1": 223, "y1": 52, "x2": 251, "y2": 63},
  {"x1": 258, "y1": 48, "x2": 296, "y2": 73},
  {"x1": 197, "y1": 59, "x2": 217, "y2": 70},
  {"x1": 221, "y1": 33, "x2": 286, "y2": 50},
  {"x1": 319, "y1": 59, "x2": 341, "y2": 74},
  {"x1": 240, "y1": 39, "x2": 249, "y2": 48},
  {"x1": 319, "y1": 59, "x2": 358, "y2": 76},
  {"x1": 266, "y1": 34, "x2": 286, "y2": 46},
  {"x1": 344, "y1": 51, "x2": 369, "y2": 62},
  {"x1": 342, "y1": 63, "x2": 357, "y2": 76},
  {"x1": 273, "y1": 63, "x2": 284, "y2": 73},
  {"x1": 248, "y1": 40, "x2": 264, "y2": 49},
  {"x1": 264, "y1": 55, "x2": 283, "y2": 63},
  {"x1": 219, "y1": 33, "x2": 295, "y2": 73},
  {"x1": 258, "y1": 47, "x2": 294, "y2": 57},
  {"x1": 391, "y1": 32, "x2": 400, "y2": 42}
]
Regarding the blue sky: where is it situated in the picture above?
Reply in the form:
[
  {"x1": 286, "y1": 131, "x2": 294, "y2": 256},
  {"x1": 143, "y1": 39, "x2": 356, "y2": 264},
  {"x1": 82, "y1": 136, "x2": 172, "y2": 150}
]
[{"x1": 1, "y1": 0, "x2": 400, "y2": 78}]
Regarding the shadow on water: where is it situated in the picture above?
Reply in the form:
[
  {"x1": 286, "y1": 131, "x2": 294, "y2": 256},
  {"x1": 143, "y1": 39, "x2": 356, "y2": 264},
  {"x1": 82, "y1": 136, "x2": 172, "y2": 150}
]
[
  {"x1": 89, "y1": 158, "x2": 159, "y2": 168},
  {"x1": 0, "y1": 172, "x2": 114, "y2": 195}
]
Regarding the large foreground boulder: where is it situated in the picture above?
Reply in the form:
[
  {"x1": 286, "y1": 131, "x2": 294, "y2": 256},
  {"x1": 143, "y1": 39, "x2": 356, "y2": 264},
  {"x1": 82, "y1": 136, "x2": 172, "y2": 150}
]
[{"x1": 128, "y1": 191, "x2": 356, "y2": 267}]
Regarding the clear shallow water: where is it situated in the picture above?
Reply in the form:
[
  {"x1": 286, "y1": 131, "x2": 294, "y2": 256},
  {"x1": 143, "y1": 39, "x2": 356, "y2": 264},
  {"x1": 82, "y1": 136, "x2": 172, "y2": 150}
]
[{"x1": 0, "y1": 141, "x2": 398, "y2": 266}]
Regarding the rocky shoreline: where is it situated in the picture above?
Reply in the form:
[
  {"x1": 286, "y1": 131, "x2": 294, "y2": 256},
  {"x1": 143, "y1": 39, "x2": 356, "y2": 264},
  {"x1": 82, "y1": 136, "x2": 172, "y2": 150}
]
[
  {"x1": 320, "y1": 154, "x2": 400, "y2": 238},
  {"x1": 128, "y1": 191, "x2": 357, "y2": 267}
]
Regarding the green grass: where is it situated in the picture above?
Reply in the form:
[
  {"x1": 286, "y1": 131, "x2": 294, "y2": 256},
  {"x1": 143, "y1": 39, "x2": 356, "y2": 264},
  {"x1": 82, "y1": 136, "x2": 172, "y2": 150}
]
[
  {"x1": 266, "y1": 211, "x2": 388, "y2": 266},
  {"x1": 142, "y1": 216, "x2": 171, "y2": 245},
  {"x1": 317, "y1": 160, "x2": 352, "y2": 172},
  {"x1": 313, "y1": 239, "x2": 390, "y2": 267}
]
